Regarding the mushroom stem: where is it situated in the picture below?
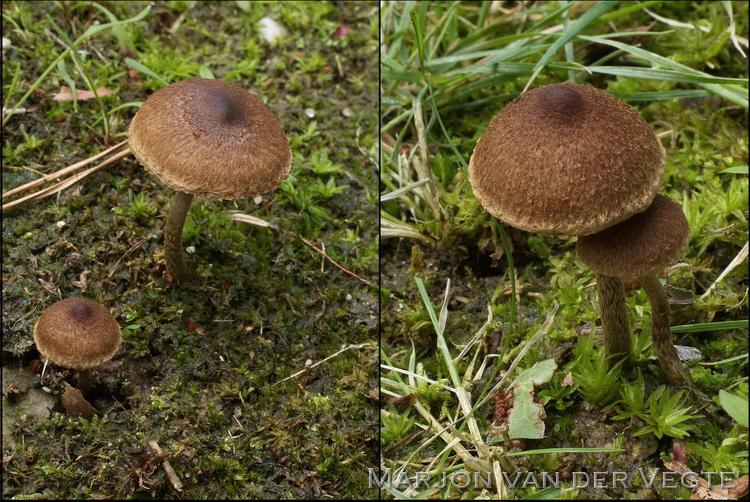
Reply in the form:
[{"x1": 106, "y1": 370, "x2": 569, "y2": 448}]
[
  {"x1": 638, "y1": 273, "x2": 691, "y2": 384},
  {"x1": 77, "y1": 368, "x2": 92, "y2": 394},
  {"x1": 596, "y1": 274, "x2": 631, "y2": 364},
  {"x1": 163, "y1": 191, "x2": 194, "y2": 284}
]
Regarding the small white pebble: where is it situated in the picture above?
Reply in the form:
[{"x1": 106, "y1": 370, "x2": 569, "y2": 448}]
[
  {"x1": 186, "y1": 246, "x2": 195, "y2": 254},
  {"x1": 56, "y1": 220, "x2": 66, "y2": 228},
  {"x1": 2, "y1": 106, "x2": 27, "y2": 115},
  {"x1": 305, "y1": 108, "x2": 315, "y2": 118},
  {"x1": 342, "y1": 107, "x2": 351, "y2": 117},
  {"x1": 42, "y1": 386, "x2": 51, "y2": 393},
  {"x1": 676, "y1": 345, "x2": 702, "y2": 362},
  {"x1": 346, "y1": 294, "x2": 353, "y2": 301},
  {"x1": 304, "y1": 359, "x2": 313, "y2": 368},
  {"x1": 254, "y1": 196, "x2": 263, "y2": 204},
  {"x1": 2, "y1": 37, "x2": 11, "y2": 50},
  {"x1": 258, "y1": 17, "x2": 288, "y2": 44}
]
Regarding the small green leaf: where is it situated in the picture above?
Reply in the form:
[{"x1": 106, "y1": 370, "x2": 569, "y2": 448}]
[
  {"x1": 508, "y1": 359, "x2": 557, "y2": 439},
  {"x1": 235, "y1": 0, "x2": 251, "y2": 12},
  {"x1": 719, "y1": 390, "x2": 749, "y2": 427},
  {"x1": 199, "y1": 65, "x2": 215, "y2": 79},
  {"x1": 124, "y1": 58, "x2": 169, "y2": 86},
  {"x1": 409, "y1": 8, "x2": 425, "y2": 73},
  {"x1": 721, "y1": 165, "x2": 749, "y2": 174}
]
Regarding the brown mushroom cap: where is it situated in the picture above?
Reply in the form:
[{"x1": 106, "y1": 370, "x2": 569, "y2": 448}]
[
  {"x1": 33, "y1": 298, "x2": 122, "y2": 370},
  {"x1": 468, "y1": 82, "x2": 665, "y2": 236},
  {"x1": 128, "y1": 77, "x2": 292, "y2": 200},
  {"x1": 576, "y1": 195, "x2": 691, "y2": 278}
]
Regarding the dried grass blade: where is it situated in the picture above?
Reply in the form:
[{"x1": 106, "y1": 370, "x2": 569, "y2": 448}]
[
  {"x1": 2, "y1": 140, "x2": 129, "y2": 200},
  {"x1": 2, "y1": 148, "x2": 131, "y2": 210},
  {"x1": 700, "y1": 242, "x2": 749, "y2": 299},
  {"x1": 228, "y1": 211, "x2": 278, "y2": 231}
]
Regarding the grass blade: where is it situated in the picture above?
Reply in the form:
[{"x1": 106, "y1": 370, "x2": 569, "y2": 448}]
[
  {"x1": 524, "y1": 1, "x2": 617, "y2": 91},
  {"x1": 670, "y1": 320, "x2": 749, "y2": 333},
  {"x1": 124, "y1": 58, "x2": 169, "y2": 86}
]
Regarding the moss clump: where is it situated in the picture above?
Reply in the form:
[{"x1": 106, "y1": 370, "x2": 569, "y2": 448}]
[{"x1": 2, "y1": 2, "x2": 378, "y2": 498}]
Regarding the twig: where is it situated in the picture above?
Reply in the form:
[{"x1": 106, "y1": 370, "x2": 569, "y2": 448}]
[
  {"x1": 2, "y1": 140, "x2": 129, "y2": 201},
  {"x1": 148, "y1": 441, "x2": 183, "y2": 492},
  {"x1": 231, "y1": 212, "x2": 376, "y2": 289},
  {"x1": 382, "y1": 428, "x2": 423, "y2": 456},
  {"x1": 298, "y1": 236, "x2": 377, "y2": 289},
  {"x1": 111, "y1": 395, "x2": 142, "y2": 429},
  {"x1": 2, "y1": 148, "x2": 132, "y2": 210},
  {"x1": 272, "y1": 342, "x2": 374, "y2": 386},
  {"x1": 108, "y1": 236, "x2": 151, "y2": 278}
]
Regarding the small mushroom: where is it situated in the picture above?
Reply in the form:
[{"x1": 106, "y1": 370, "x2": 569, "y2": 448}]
[
  {"x1": 33, "y1": 297, "x2": 122, "y2": 393},
  {"x1": 468, "y1": 82, "x2": 665, "y2": 362},
  {"x1": 128, "y1": 77, "x2": 292, "y2": 283},
  {"x1": 577, "y1": 195, "x2": 692, "y2": 384}
]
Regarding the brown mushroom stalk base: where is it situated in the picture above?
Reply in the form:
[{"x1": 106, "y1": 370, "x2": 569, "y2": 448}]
[
  {"x1": 77, "y1": 368, "x2": 92, "y2": 394},
  {"x1": 639, "y1": 273, "x2": 692, "y2": 384},
  {"x1": 596, "y1": 274, "x2": 631, "y2": 363},
  {"x1": 164, "y1": 190, "x2": 194, "y2": 284}
]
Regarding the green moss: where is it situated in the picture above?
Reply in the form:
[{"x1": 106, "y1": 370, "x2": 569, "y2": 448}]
[{"x1": 2, "y1": 1, "x2": 377, "y2": 499}]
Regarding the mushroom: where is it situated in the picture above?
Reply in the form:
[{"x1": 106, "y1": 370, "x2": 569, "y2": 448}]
[
  {"x1": 34, "y1": 297, "x2": 122, "y2": 392},
  {"x1": 577, "y1": 195, "x2": 692, "y2": 384},
  {"x1": 468, "y1": 82, "x2": 665, "y2": 362},
  {"x1": 468, "y1": 82, "x2": 665, "y2": 236},
  {"x1": 128, "y1": 77, "x2": 292, "y2": 283}
]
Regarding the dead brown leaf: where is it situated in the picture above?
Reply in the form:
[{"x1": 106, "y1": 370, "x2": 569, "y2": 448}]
[
  {"x1": 561, "y1": 372, "x2": 575, "y2": 386},
  {"x1": 53, "y1": 86, "x2": 113, "y2": 101},
  {"x1": 60, "y1": 382, "x2": 96, "y2": 418},
  {"x1": 728, "y1": 475, "x2": 748, "y2": 499},
  {"x1": 665, "y1": 460, "x2": 742, "y2": 500},
  {"x1": 71, "y1": 270, "x2": 91, "y2": 292}
]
